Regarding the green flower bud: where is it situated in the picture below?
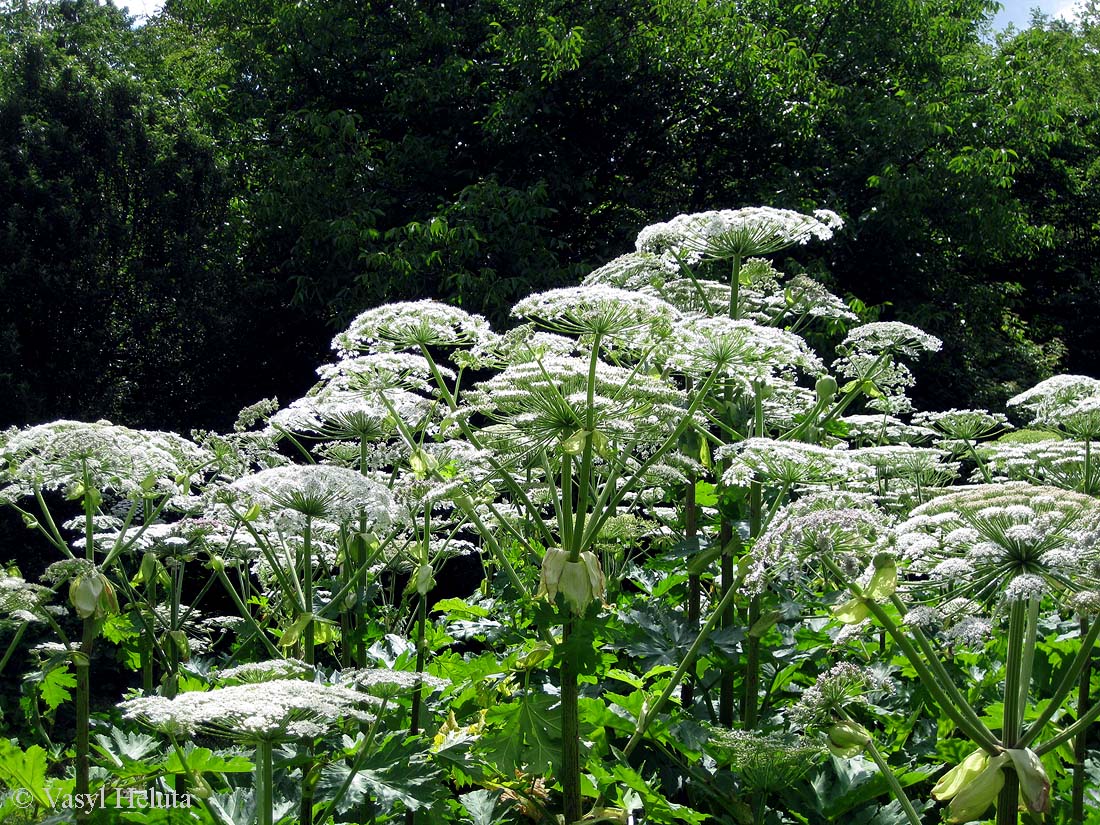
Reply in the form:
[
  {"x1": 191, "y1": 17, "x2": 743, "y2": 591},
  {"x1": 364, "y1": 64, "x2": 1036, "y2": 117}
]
[
  {"x1": 933, "y1": 748, "x2": 989, "y2": 801},
  {"x1": 864, "y1": 553, "x2": 897, "y2": 601},
  {"x1": 168, "y1": 630, "x2": 191, "y2": 663},
  {"x1": 188, "y1": 773, "x2": 213, "y2": 800},
  {"x1": 831, "y1": 596, "x2": 870, "y2": 624},
  {"x1": 515, "y1": 642, "x2": 554, "y2": 671},
  {"x1": 826, "y1": 721, "x2": 871, "y2": 758},
  {"x1": 538, "y1": 549, "x2": 606, "y2": 616},
  {"x1": 815, "y1": 375, "x2": 838, "y2": 403},
  {"x1": 68, "y1": 572, "x2": 118, "y2": 619},
  {"x1": 1005, "y1": 748, "x2": 1050, "y2": 814},
  {"x1": 412, "y1": 562, "x2": 436, "y2": 596},
  {"x1": 137, "y1": 552, "x2": 159, "y2": 585},
  {"x1": 947, "y1": 753, "x2": 1008, "y2": 823},
  {"x1": 410, "y1": 449, "x2": 438, "y2": 478}
]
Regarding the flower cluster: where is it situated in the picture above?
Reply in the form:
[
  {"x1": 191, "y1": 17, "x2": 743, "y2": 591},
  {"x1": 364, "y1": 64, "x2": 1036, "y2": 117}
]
[
  {"x1": 1007, "y1": 374, "x2": 1100, "y2": 423},
  {"x1": 333, "y1": 300, "x2": 493, "y2": 355},
  {"x1": 665, "y1": 316, "x2": 822, "y2": 388},
  {"x1": 891, "y1": 482, "x2": 1100, "y2": 607},
  {"x1": 119, "y1": 678, "x2": 378, "y2": 741},
  {"x1": 0, "y1": 420, "x2": 208, "y2": 503},
  {"x1": 789, "y1": 662, "x2": 892, "y2": 730},
  {"x1": 228, "y1": 464, "x2": 398, "y2": 528},
  {"x1": 912, "y1": 409, "x2": 1011, "y2": 442},
  {"x1": 463, "y1": 354, "x2": 686, "y2": 456},
  {"x1": 512, "y1": 285, "x2": 680, "y2": 344},
  {"x1": 0, "y1": 572, "x2": 51, "y2": 624},
  {"x1": 705, "y1": 728, "x2": 825, "y2": 792},
  {"x1": 748, "y1": 491, "x2": 888, "y2": 592},
  {"x1": 636, "y1": 207, "x2": 841, "y2": 265},
  {"x1": 720, "y1": 438, "x2": 874, "y2": 488}
]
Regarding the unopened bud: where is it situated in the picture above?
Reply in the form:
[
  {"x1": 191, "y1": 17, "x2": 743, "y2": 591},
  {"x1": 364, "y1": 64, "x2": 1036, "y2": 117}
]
[
  {"x1": 538, "y1": 549, "x2": 606, "y2": 616},
  {"x1": 947, "y1": 752, "x2": 1008, "y2": 823},
  {"x1": 826, "y1": 721, "x2": 871, "y2": 758},
  {"x1": 815, "y1": 375, "x2": 838, "y2": 403},
  {"x1": 933, "y1": 748, "x2": 989, "y2": 801}
]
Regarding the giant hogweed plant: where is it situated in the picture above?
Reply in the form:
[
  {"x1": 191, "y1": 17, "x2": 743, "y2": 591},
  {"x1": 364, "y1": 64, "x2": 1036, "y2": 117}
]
[
  {"x1": 0, "y1": 208, "x2": 1098, "y2": 825},
  {"x1": 0, "y1": 421, "x2": 214, "y2": 811},
  {"x1": 751, "y1": 480, "x2": 1100, "y2": 824}
]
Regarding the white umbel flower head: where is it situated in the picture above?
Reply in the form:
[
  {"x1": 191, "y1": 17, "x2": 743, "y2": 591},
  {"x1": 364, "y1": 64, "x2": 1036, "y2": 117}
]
[
  {"x1": 1007, "y1": 375, "x2": 1100, "y2": 423},
  {"x1": 229, "y1": 465, "x2": 397, "y2": 528},
  {"x1": 119, "y1": 678, "x2": 377, "y2": 742},
  {"x1": 333, "y1": 300, "x2": 493, "y2": 355},
  {"x1": 463, "y1": 354, "x2": 686, "y2": 456},
  {"x1": 892, "y1": 481, "x2": 1100, "y2": 607},
  {"x1": 748, "y1": 492, "x2": 889, "y2": 593},
  {"x1": 665, "y1": 316, "x2": 822, "y2": 386},
  {"x1": 720, "y1": 438, "x2": 874, "y2": 488},
  {"x1": 0, "y1": 420, "x2": 208, "y2": 503},
  {"x1": 839, "y1": 322, "x2": 942, "y2": 359},
  {"x1": 511, "y1": 285, "x2": 680, "y2": 340},
  {"x1": 636, "y1": 207, "x2": 841, "y2": 264},
  {"x1": 582, "y1": 252, "x2": 673, "y2": 291},
  {"x1": 913, "y1": 409, "x2": 1011, "y2": 442}
]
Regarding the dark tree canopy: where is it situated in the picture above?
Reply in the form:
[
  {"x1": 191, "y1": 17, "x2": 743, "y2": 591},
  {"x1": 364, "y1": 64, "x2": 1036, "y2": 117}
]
[{"x1": 1, "y1": 0, "x2": 1098, "y2": 429}]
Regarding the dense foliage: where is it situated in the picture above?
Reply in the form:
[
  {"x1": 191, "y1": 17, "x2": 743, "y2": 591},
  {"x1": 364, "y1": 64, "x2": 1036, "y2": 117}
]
[
  {"x1": 1, "y1": 0, "x2": 1100, "y2": 429},
  {"x1": 0, "y1": 206, "x2": 1098, "y2": 824}
]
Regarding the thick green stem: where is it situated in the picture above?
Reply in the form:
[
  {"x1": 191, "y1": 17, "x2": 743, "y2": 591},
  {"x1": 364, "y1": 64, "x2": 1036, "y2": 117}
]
[
  {"x1": 742, "y1": 387, "x2": 766, "y2": 730},
  {"x1": 728, "y1": 254, "x2": 742, "y2": 320},
  {"x1": 142, "y1": 576, "x2": 156, "y2": 694},
  {"x1": 1072, "y1": 618, "x2": 1091, "y2": 824},
  {"x1": 824, "y1": 572, "x2": 999, "y2": 751},
  {"x1": 996, "y1": 599, "x2": 1028, "y2": 825},
  {"x1": 1019, "y1": 616, "x2": 1100, "y2": 748},
  {"x1": 719, "y1": 519, "x2": 735, "y2": 727},
  {"x1": 681, "y1": 476, "x2": 698, "y2": 708},
  {"x1": 74, "y1": 617, "x2": 98, "y2": 819},
  {"x1": 410, "y1": 595, "x2": 428, "y2": 736},
  {"x1": 256, "y1": 739, "x2": 274, "y2": 825},
  {"x1": 303, "y1": 516, "x2": 315, "y2": 666},
  {"x1": 561, "y1": 619, "x2": 581, "y2": 824}
]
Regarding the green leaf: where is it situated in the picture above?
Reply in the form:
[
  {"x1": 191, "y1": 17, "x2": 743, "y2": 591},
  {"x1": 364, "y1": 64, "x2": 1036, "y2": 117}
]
[
  {"x1": 0, "y1": 740, "x2": 51, "y2": 807},
  {"x1": 482, "y1": 692, "x2": 563, "y2": 774},
  {"x1": 164, "y1": 747, "x2": 253, "y2": 775},
  {"x1": 40, "y1": 664, "x2": 76, "y2": 711},
  {"x1": 460, "y1": 790, "x2": 509, "y2": 825},
  {"x1": 318, "y1": 734, "x2": 443, "y2": 815}
]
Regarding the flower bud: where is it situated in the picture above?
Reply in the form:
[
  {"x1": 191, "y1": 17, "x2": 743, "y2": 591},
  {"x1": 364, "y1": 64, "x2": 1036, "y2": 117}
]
[
  {"x1": 815, "y1": 375, "x2": 838, "y2": 403},
  {"x1": 412, "y1": 562, "x2": 436, "y2": 596},
  {"x1": 538, "y1": 549, "x2": 606, "y2": 616},
  {"x1": 864, "y1": 553, "x2": 897, "y2": 601},
  {"x1": 1005, "y1": 748, "x2": 1050, "y2": 814},
  {"x1": 933, "y1": 748, "x2": 989, "y2": 801},
  {"x1": 69, "y1": 573, "x2": 105, "y2": 619},
  {"x1": 831, "y1": 596, "x2": 870, "y2": 624},
  {"x1": 168, "y1": 629, "x2": 192, "y2": 662},
  {"x1": 826, "y1": 721, "x2": 871, "y2": 758},
  {"x1": 947, "y1": 753, "x2": 1008, "y2": 824}
]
